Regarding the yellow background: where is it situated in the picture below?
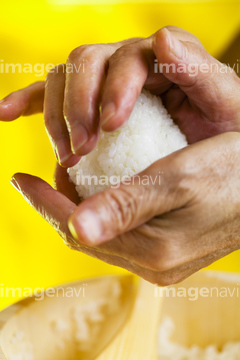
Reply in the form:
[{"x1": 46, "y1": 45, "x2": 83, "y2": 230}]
[{"x1": 0, "y1": 0, "x2": 240, "y2": 310}]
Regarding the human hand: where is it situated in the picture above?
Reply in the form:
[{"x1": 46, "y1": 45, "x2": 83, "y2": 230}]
[
  {"x1": 10, "y1": 132, "x2": 240, "y2": 285},
  {"x1": 1, "y1": 26, "x2": 240, "y2": 167},
  {"x1": 0, "y1": 37, "x2": 140, "y2": 167}
]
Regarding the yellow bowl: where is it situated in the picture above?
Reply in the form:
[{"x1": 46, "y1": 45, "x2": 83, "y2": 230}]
[
  {"x1": 1, "y1": 271, "x2": 240, "y2": 359},
  {"x1": 0, "y1": 0, "x2": 239, "y2": 313}
]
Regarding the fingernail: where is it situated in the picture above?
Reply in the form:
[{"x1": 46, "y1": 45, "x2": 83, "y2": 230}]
[
  {"x1": 70, "y1": 123, "x2": 89, "y2": 154},
  {"x1": 55, "y1": 138, "x2": 72, "y2": 165},
  {"x1": 164, "y1": 28, "x2": 185, "y2": 59},
  {"x1": 101, "y1": 103, "x2": 115, "y2": 126},
  {"x1": 10, "y1": 177, "x2": 21, "y2": 192},
  {"x1": 68, "y1": 209, "x2": 103, "y2": 245}
]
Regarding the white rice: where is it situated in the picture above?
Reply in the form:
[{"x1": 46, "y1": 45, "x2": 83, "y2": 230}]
[
  {"x1": 68, "y1": 89, "x2": 187, "y2": 199},
  {"x1": 9, "y1": 332, "x2": 34, "y2": 360},
  {"x1": 158, "y1": 317, "x2": 240, "y2": 360},
  {"x1": 8, "y1": 280, "x2": 122, "y2": 359}
]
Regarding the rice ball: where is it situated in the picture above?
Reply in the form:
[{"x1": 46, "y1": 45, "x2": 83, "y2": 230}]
[{"x1": 68, "y1": 90, "x2": 187, "y2": 199}]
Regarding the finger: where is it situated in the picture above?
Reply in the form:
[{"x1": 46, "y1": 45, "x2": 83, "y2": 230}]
[
  {"x1": 64, "y1": 44, "x2": 115, "y2": 156},
  {"x1": 9, "y1": 172, "x2": 163, "y2": 283},
  {"x1": 99, "y1": 26, "x2": 205, "y2": 132},
  {"x1": 100, "y1": 39, "x2": 151, "y2": 131},
  {"x1": 10, "y1": 172, "x2": 78, "y2": 247},
  {"x1": 152, "y1": 26, "x2": 240, "y2": 117},
  {"x1": 44, "y1": 65, "x2": 81, "y2": 167},
  {"x1": 67, "y1": 149, "x2": 191, "y2": 246},
  {"x1": 53, "y1": 163, "x2": 80, "y2": 205},
  {"x1": 0, "y1": 82, "x2": 45, "y2": 121}
]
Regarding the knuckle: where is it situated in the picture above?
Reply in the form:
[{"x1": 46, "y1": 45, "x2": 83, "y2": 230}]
[
  {"x1": 149, "y1": 254, "x2": 176, "y2": 273},
  {"x1": 144, "y1": 234, "x2": 185, "y2": 273},
  {"x1": 164, "y1": 25, "x2": 179, "y2": 32},
  {"x1": 167, "y1": 154, "x2": 186, "y2": 180},
  {"x1": 119, "y1": 37, "x2": 143, "y2": 46},
  {"x1": 164, "y1": 26, "x2": 203, "y2": 48},
  {"x1": 163, "y1": 154, "x2": 192, "y2": 201},
  {"x1": 68, "y1": 46, "x2": 84, "y2": 63},
  {"x1": 79, "y1": 44, "x2": 100, "y2": 57},
  {"x1": 154, "y1": 272, "x2": 182, "y2": 286},
  {"x1": 68, "y1": 44, "x2": 106, "y2": 64},
  {"x1": 103, "y1": 188, "x2": 138, "y2": 232},
  {"x1": 109, "y1": 43, "x2": 136, "y2": 65}
]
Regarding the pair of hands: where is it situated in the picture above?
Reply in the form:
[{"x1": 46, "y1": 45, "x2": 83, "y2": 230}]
[{"x1": 1, "y1": 26, "x2": 240, "y2": 285}]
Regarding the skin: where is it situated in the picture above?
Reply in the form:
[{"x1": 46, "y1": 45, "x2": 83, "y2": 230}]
[{"x1": 1, "y1": 26, "x2": 240, "y2": 285}]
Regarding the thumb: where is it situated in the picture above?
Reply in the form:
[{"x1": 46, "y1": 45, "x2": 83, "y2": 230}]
[
  {"x1": 68, "y1": 155, "x2": 185, "y2": 246},
  {"x1": 152, "y1": 27, "x2": 239, "y2": 113}
]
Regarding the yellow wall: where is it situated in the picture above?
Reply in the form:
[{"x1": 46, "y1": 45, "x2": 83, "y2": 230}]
[{"x1": 0, "y1": 0, "x2": 240, "y2": 310}]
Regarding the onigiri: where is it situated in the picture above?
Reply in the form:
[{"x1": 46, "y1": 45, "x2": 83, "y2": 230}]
[{"x1": 68, "y1": 89, "x2": 187, "y2": 199}]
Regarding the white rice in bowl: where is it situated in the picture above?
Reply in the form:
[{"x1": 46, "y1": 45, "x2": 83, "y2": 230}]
[{"x1": 158, "y1": 317, "x2": 240, "y2": 360}]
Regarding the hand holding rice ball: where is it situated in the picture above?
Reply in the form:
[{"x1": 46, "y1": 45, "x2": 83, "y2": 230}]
[
  {"x1": 68, "y1": 90, "x2": 187, "y2": 199},
  {"x1": 2, "y1": 26, "x2": 240, "y2": 285}
]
